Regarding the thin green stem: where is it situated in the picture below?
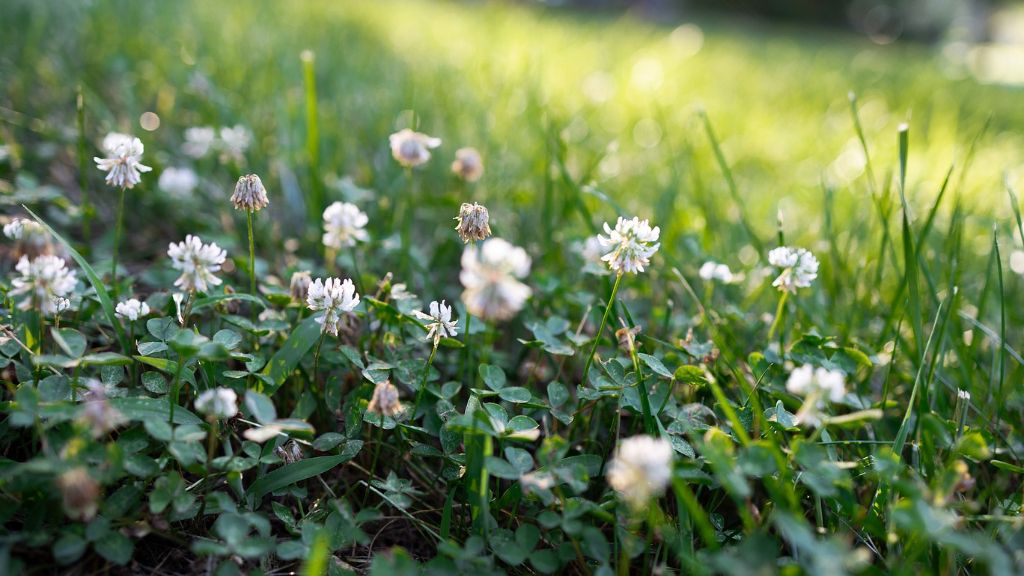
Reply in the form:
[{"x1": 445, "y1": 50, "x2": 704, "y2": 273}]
[
  {"x1": 111, "y1": 186, "x2": 127, "y2": 295},
  {"x1": 169, "y1": 356, "x2": 185, "y2": 431},
  {"x1": 247, "y1": 209, "x2": 257, "y2": 344},
  {"x1": 582, "y1": 272, "x2": 623, "y2": 384},
  {"x1": 312, "y1": 330, "x2": 326, "y2": 385},
  {"x1": 412, "y1": 344, "x2": 438, "y2": 419}
]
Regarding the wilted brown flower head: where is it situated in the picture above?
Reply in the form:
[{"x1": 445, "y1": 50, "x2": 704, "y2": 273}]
[
  {"x1": 290, "y1": 271, "x2": 312, "y2": 304},
  {"x1": 455, "y1": 203, "x2": 491, "y2": 244},
  {"x1": 367, "y1": 380, "x2": 403, "y2": 417},
  {"x1": 58, "y1": 467, "x2": 101, "y2": 521},
  {"x1": 231, "y1": 173, "x2": 269, "y2": 212},
  {"x1": 451, "y1": 147, "x2": 484, "y2": 182},
  {"x1": 275, "y1": 440, "x2": 304, "y2": 464},
  {"x1": 616, "y1": 325, "x2": 642, "y2": 353}
]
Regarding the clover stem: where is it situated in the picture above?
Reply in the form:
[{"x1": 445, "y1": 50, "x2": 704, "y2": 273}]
[{"x1": 582, "y1": 272, "x2": 623, "y2": 385}]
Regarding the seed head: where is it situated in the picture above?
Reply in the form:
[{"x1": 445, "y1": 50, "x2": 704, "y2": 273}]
[
  {"x1": 455, "y1": 202, "x2": 492, "y2": 243},
  {"x1": 290, "y1": 271, "x2": 313, "y2": 304},
  {"x1": 231, "y1": 174, "x2": 269, "y2": 212},
  {"x1": 367, "y1": 380, "x2": 403, "y2": 417}
]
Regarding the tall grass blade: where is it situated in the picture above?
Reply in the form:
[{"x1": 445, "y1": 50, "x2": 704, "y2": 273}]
[{"x1": 24, "y1": 205, "x2": 130, "y2": 356}]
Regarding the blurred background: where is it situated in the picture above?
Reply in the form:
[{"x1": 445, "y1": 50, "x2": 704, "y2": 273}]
[{"x1": 1, "y1": 0, "x2": 1022, "y2": 290}]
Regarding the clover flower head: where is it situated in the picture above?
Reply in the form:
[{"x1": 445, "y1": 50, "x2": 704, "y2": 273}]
[
  {"x1": 606, "y1": 435, "x2": 673, "y2": 510},
  {"x1": 414, "y1": 300, "x2": 459, "y2": 347},
  {"x1": 80, "y1": 380, "x2": 126, "y2": 438},
  {"x1": 158, "y1": 167, "x2": 199, "y2": 196},
  {"x1": 57, "y1": 467, "x2": 100, "y2": 521},
  {"x1": 115, "y1": 298, "x2": 150, "y2": 321},
  {"x1": 451, "y1": 147, "x2": 484, "y2": 181},
  {"x1": 786, "y1": 364, "x2": 846, "y2": 427},
  {"x1": 52, "y1": 297, "x2": 72, "y2": 315},
  {"x1": 598, "y1": 216, "x2": 661, "y2": 274},
  {"x1": 94, "y1": 132, "x2": 151, "y2": 189},
  {"x1": 389, "y1": 128, "x2": 441, "y2": 168},
  {"x1": 183, "y1": 126, "x2": 216, "y2": 158},
  {"x1": 367, "y1": 380, "x2": 403, "y2": 417},
  {"x1": 195, "y1": 387, "x2": 239, "y2": 420},
  {"x1": 307, "y1": 277, "x2": 360, "y2": 336},
  {"x1": 4, "y1": 218, "x2": 45, "y2": 241},
  {"x1": 699, "y1": 261, "x2": 735, "y2": 283},
  {"x1": 460, "y1": 238, "x2": 532, "y2": 321},
  {"x1": 218, "y1": 125, "x2": 252, "y2": 163},
  {"x1": 322, "y1": 202, "x2": 369, "y2": 249},
  {"x1": 454, "y1": 202, "x2": 492, "y2": 243},
  {"x1": 167, "y1": 235, "x2": 227, "y2": 293},
  {"x1": 11, "y1": 255, "x2": 77, "y2": 315},
  {"x1": 768, "y1": 246, "x2": 819, "y2": 293},
  {"x1": 290, "y1": 271, "x2": 313, "y2": 304},
  {"x1": 231, "y1": 173, "x2": 269, "y2": 212}
]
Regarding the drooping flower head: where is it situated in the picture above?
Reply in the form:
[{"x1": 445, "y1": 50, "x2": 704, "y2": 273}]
[
  {"x1": 786, "y1": 364, "x2": 846, "y2": 427},
  {"x1": 768, "y1": 246, "x2": 819, "y2": 293},
  {"x1": 322, "y1": 202, "x2": 369, "y2": 249},
  {"x1": 94, "y1": 132, "x2": 152, "y2": 189},
  {"x1": 231, "y1": 173, "x2": 269, "y2": 212},
  {"x1": 115, "y1": 298, "x2": 150, "y2": 321},
  {"x1": 4, "y1": 218, "x2": 45, "y2": 242},
  {"x1": 460, "y1": 238, "x2": 532, "y2": 321},
  {"x1": 414, "y1": 300, "x2": 459, "y2": 347},
  {"x1": 451, "y1": 147, "x2": 484, "y2": 182},
  {"x1": 367, "y1": 380, "x2": 403, "y2": 417},
  {"x1": 167, "y1": 235, "x2": 227, "y2": 293},
  {"x1": 194, "y1": 387, "x2": 239, "y2": 420},
  {"x1": 10, "y1": 255, "x2": 77, "y2": 315},
  {"x1": 454, "y1": 202, "x2": 492, "y2": 243},
  {"x1": 597, "y1": 216, "x2": 661, "y2": 275},
  {"x1": 307, "y1": 277, "x2": 360, "y2": 336},
  {"x1": 606, "y1": 435, "x2": 674, "y2": 510},
  {"x1": 389, "y1": 128, "x2": 441, "y2": 168},
  {"x1": 289, "y1": 271, "x2": 312, "y2": 304},
  {"x1": 158, "y1": 167, "x2": 199, "y2": 196}
]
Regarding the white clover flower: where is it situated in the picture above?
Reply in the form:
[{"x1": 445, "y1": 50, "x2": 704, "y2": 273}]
[
  {"x1": 173, "y1": 292, "x2": 186, "y2": 325},
  {"x1": 115, "y1": 298, "x2": 150, "y2": 321},
  {"x1": 460, "y1": 238, "x2": 532, "y2": 321},
  {"x1": 290, "y1": 271, "x2": 312, "y2": 304},
  {"x1": 367, "y1": 380, "x2": 403, "y2": 417},
  {"x1": 578, "y1": 235, "x2": 611, "y2": 276},
  {"x1": 11, "y1": 255, "x2": 77, "y2": 315},
  {"x1": 80, "y1": 380, "x2": 125, "y2": 438},
  {"x1": 414, "y1": 300, "x2": 458, "y2": 347},
  {"x1": 231, "y1": 173, "x2": 269, "y2": 212},
  {"x1": 389, "y1": 128, "x2": 441, "y2": 168},
  {"x1": 52, "y1": 297, "x2": 72, "y2": 315},
  {"x1": 786, "y1": 364, "x2": 846, "y2": 427},
  {"x1": 183, "y1": 126, "x2": 217, "y2": 158},
  {"x1": 454, "y1": 202, "x2": 492, "y2": 243},
  {"x1": 606, "y1": 435, "x2": 673, "y2": 510},
  {"x1": 218, "y1": 125, "x2": 252, "y2": 163},
  {"x1": 194, "y1": 387, "x2": 238, "y2": 419},
  {"x1": 597, "y1": 216, "x2": 661, "y2": 275},
  {"x1": 321, "y1": 202, "x2": 369, "y2": 249},
  {"x1": 768, "y1": 246, "x2": 819, "y2": 293},
  {"x1": 94, "y1": 133, "x2": 151, "y2": 189},
  {"x1": 451, "y1": 147, "x2": 484, "y2": 181},
  {"x1": 307, "y1": 277, "x2": 361, "y2": 336},
  {"x1": 167, "y1": 235, "x2": 227, "y2": 293},
  {"x1": 699, "y1": 261, "x2": 735, "y2": 283},
  {"x1": 158, "y1": 167, "x2": 198, "y2": 196},
  {"x1": 4, "y1": 218, "x2": 45, "y2": 241}
]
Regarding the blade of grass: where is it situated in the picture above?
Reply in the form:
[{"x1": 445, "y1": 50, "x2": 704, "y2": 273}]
[
  {"x1": 698, "y1": 110, "x2": 763, "y2": 255},
  {"x1": 24, "y1": 205, "x2": 129, "y2": 356},
  {"x1": 896, "y1": 124, "x2": 924, "y2": 362},
  {"x1": 893, "y1": 294, "x2": 950, "y2": 459}
]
